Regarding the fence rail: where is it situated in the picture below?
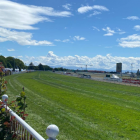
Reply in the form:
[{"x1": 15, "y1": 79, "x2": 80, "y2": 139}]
[{"x1": 1, "y1": 95, "x2": 59, "y2": 140}]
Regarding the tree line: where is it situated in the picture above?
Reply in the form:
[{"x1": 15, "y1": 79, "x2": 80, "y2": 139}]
[
  {"x1": 0, "y1": 55, "x2": 25, "y2": 71},
  {"x1": 28, "y1": 62, "x2": 68, "y2": 71},
  {"x1": 0, "y1": 55, "x2": 68, "y2": 71}
]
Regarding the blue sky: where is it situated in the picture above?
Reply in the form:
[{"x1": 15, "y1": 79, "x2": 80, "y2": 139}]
[{"x1": 1, "y1": 0, "x2": 140, "y2": 70}]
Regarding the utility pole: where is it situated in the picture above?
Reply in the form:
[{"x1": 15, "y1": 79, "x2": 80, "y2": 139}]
[
  {"x1": 24, "y1": 63, "x2": 26, "y2": 70},
  {"x1": 86, "y1": 65, "x2": 93, "y2": 71}
]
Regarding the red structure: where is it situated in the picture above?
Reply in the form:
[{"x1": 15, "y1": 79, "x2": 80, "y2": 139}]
[{"x1": 122, "y1": 79, "x2": 140, "y2": 85}]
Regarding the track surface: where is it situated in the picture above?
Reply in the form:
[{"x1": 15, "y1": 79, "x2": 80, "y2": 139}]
[{"x1": 5, "y1": 71, "x2": 140, "y2": 140}]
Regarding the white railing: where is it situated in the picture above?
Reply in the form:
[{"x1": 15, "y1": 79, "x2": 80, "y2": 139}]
[{"x1": 1, "y1": 95, "x2": 59, "y2": 140}]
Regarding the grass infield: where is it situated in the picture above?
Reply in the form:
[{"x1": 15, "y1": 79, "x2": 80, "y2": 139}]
[{"x1": 5, "y1": 71, "x2": 140, "y2": 140}]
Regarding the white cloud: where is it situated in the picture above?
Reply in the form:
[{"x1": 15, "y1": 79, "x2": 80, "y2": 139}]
[
  {"x1": 7, "y1": 49, "x2": 15, "y2": 51},
  {"x1": 0, "y1": 0, "x2": 72, "y2": 30},
  {"x1": 54, "y1": 39, "x2": 70, "y2": 42},
  {"x1": 62, "y1": 4, "x2": 71, "y2": 10},
  {"x1": 105, "y1": 46, "x2": 112, "y2": 48},
  {"x1": 125, "y1": 16, "x2": 140, "y2": 20},
  {"x1": 134, "y1": 25, "x2": 140, "y2": 31},
  {"x1": 54, "y1": 39, "x2": 61, "y2": 42},
  {"x1": 73, "y1": 36, "x2": 85, "y2": 40},
  {"x1": 17, "y1": 56, "x2": 23, "y2": 58},
  {"x1": 102, "y1": 27, "x2": 115, "y2": 36},
  {"x1": 93, "y1": 26, "x2": 100, "y2": 31},
  {"x1": 23, "y1": 51, "x2": 140, "y2": 70},
  {"x1": 118, "y1": 32, "x2": 126, "y2": 34},
  {"x1": 117, "y1": 28, "x2": 121, "y2": 32},
  {"x1": 78, "y1": 6, "x2": 93, "y2": 13},
  {"x1": 119, "y1": 34, "x2": 140, "y2": 48},
  {"x1": 116, "y1": 28, "x2": 125, "y2": 34},
  {"x1": 62, "y1": 39, "x2": 70, "y2": 42},
  {"x1": 89, "y1": 11, "x2": 101, "y2": 17},
  {"x1": 0, "y1": 27, "x2": 53, "y2": 46},
  {"x1": 78, "y1": 5, "x2": 109, "y2": 14},
  {"x1": 25, "y1": 55, "x2": 36, "y2": 64}
]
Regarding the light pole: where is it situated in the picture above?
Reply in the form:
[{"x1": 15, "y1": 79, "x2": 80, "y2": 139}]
[
  {"x1": 13, "y1": 58, "x2": 15, "y2": 72},
  {"x1": 131, "y1": 63, "x2": 132, "y2": 73},
  {"x1": 24, "y1": 63, "x2": 26, "y2": 70}
]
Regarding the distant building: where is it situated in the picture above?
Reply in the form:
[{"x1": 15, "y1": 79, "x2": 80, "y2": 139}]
[{"x1": 116, "y1": 63, "x2": 122, "y2": 73}]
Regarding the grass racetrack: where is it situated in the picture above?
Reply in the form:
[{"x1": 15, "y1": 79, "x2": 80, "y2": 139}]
[{"x1": 5, "y1": 71, "x2": 140, "y2": 140}]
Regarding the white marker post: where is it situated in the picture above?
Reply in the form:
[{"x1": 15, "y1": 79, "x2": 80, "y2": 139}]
[{"x1": 46, "y1": 124, "x2": 59, "y2": 140}]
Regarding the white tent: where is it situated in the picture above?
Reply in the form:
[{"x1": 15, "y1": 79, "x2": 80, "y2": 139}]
[
  {"x1": 111, "y1": 74, "x2": 119, "y2": 79},
  {"x1": 104, "y1": 74, "x2": 122, "y2": 82},
  {"x1": 4, "y1": 68, "x2": 13, "y2": 72}
]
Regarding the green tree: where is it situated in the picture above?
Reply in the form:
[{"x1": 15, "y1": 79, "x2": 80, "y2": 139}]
[
  {"x1": 44, "y1": 65, "x2": 52, "y2": 70},
  {"x1": 57, "y1": 67, "x2": 64, "y2": 71},
  {"x1": 38, "y1": 63, "x2": 44, "y2": 70},
  {"x1": 34, "y1": 66, "x2": 39, "y2": 70},
  {"x1": 54, "y1": 68, "x2": 58, "y2": 71},
  {"x1": 0, "y1": 56, "x2": 7, "y2": 67},
  {"x1": 15, "y1": 58, "x2": 24, "y2": 69},
  {"x1": 28, "y1": 62, "x2": 34, "y2": 70},
  {"x1": 7, "y1": 62, "x2": 12, "y2": 68},
  {"x1": 6, "y1": 57, "x2": 15, "y2": 68}
]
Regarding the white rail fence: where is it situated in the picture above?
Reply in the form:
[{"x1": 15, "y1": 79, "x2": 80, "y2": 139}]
[{"x1": 1, "y1": 94, "x2": 59, "y2": 140}]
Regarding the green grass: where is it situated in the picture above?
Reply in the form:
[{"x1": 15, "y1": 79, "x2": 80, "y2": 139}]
[{"x1": 4, "y1": 71, "x2": 140, "y2": 140}]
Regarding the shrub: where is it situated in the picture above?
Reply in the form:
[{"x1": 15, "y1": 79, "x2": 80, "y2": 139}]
[{"x1": 0, "y1": 63, "x2": 28, "y2": 140}]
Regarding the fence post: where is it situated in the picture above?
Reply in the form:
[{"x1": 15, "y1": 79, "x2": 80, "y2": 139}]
[
  {"x1": 46, "y1": 124, "x2": 59, "y2": 140},
  {"x1": 2, "y1": 94, "x2": 8, "y2": 104}
]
